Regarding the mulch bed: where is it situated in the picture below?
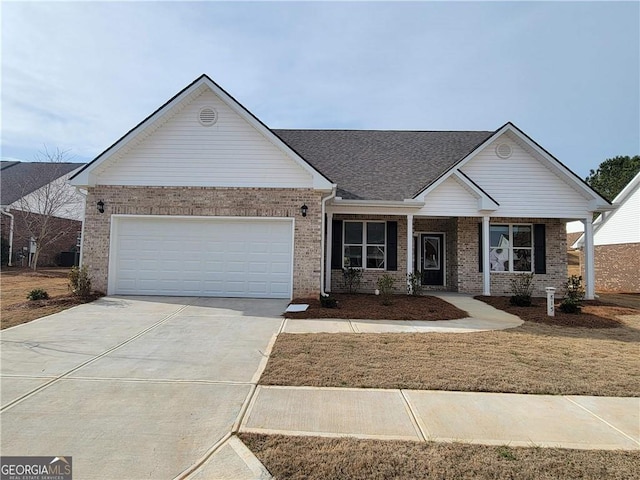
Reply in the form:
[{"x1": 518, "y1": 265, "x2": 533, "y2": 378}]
[
  {"x1": 286, "y1": 293, "x2": 467, "y2": 321},
  {"x1": 476, "y1": 296, "x2": 636, "y2": 328},
  {"x1": 4, "y1": 293, "x2": 103, "y2": 311}
]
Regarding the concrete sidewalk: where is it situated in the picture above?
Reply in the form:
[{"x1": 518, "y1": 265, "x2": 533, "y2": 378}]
[
  {"x1": 240, "y1": 386, "x2": 640, "y2": 450},
  {"x1": 283, "y1": 293, "x2": 523, "y2": 333}
]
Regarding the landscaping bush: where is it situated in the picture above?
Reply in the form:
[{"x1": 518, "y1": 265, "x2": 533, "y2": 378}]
[
  {"x1": 319, "y1": 294, "x2": 338, "y2": 309},
  {"x1": 27, "y1": 289, "x2": 49, "y2": 301},
  {"x1": 342, "y1": 267, "x2": 362, "y2": 294},
  {"x1": 407, "y1": 270, "x2": 423, "y2": 296},
  {"x1": 560, "y1": 275, "x2": 585, "y2": 314},
  {"x1": 377, "y1": 274, "x2": 396, "y2": 306},
  {"x1": 69, "y1": 265, "x2": 92, "y2": 298},
  {"x1": 509, "y1": 273, "x2": 534, "y2": 307}
]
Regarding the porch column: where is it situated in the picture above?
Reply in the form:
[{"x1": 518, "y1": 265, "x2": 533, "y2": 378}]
[
  {"x1": 482, "y1": 215, "x2": 491, "y2": 295},
  {"x1": 407, "y1": 214, "x2": 413, "y2": 293},
  {"x1": 325, "y1": 212, "x2": 333, "y2": 293},
  {"x1": 583, "y1": 216, "x2": 595, "y2": 300}
]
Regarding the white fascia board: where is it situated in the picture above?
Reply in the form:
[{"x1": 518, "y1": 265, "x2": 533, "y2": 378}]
[
  {"x1": 451, "y1": 170, "x2": 499, "y2": 211},
  {"x1": 328, "y1": 198, "x2": 424, "y2": 215}
]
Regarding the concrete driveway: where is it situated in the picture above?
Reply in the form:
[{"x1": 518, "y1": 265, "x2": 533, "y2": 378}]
[{"x1": 1, "y1": 296, "x2": 285, "y2": 479}]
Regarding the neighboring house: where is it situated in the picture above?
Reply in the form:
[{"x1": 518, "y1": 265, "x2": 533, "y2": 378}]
[
  {"x1": 69, "y1": 74, "x2": 610, "y2": 300},
  {"x1": 1, "y1": 161, "x2": 85, "y2": 267},
  {"x1": 572, "y1": 172, "x2": 640, "y2": 293}
]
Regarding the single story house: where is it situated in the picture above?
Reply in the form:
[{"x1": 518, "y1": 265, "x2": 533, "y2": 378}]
[
  {"x1": 69, "y1": 74, "x2": 610, "y2": 300},
  {"x1": 1, "y1": 161, "x2": 85, "y2": 267},
  {"x1": 571, "y1": 171, "x2": 640, "y2": 293}
]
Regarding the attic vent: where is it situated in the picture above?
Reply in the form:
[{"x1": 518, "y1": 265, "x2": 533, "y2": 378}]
[
  {"x1": 496, "y1": 143, "x2": 512, "y2": 159},
  {"x1": 198, "y1": 107, "x2": 218, "y2": 126}
]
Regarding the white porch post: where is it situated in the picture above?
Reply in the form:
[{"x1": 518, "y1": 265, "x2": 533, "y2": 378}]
[
  {"x1": 482, "y1": 216, "x2": 491, "y2": 296},
  {"x1": 407, "y1": 214, "x2": 413, "y2": 293},
  {"x1": 325, "y1": 212, "x2": 333, "y2": 293},
  {"x1": 583, "y1": 216, "x2": 595, "y2": 300}
]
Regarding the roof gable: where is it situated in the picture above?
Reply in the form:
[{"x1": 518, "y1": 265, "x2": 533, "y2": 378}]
[{"x1": 70, "y1": 75, "x2": 333, "y2": 190}]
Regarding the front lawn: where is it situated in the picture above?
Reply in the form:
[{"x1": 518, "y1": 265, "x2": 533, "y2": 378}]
[
  {"x1": 261, "y1": 299, "x2": 640, "y2": 396},
  {"x1": 240, "y1": 434, "x2": 639, "y2": 480},
  {"x1": 287, "y1": 293, "x2": 467, "y2": 320},
  {"x1": 0, "y1": 268, "x2": 99, "y2": 329}
]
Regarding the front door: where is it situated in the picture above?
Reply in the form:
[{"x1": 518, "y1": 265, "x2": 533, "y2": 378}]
[{"x1": 421, "y1": 234, "x2": 444, "y2": 286}]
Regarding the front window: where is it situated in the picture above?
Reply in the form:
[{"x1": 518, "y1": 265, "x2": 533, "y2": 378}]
[
  {"x1": 344, "y1": 221, "x2": 386, "y2": 269},
  {"x1": 489, "y1": 224, "x2": 532, "y2": 272}
]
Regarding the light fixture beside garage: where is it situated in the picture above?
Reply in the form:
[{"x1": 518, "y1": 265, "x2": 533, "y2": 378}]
[
  {"x1": 300, "y1": 204, "x2": 308, "y2": 217},
  {"x1": 97, "y1": 200, "x2": 105, "y2": 213}
]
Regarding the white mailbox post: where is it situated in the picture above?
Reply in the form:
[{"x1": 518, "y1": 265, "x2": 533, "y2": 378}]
[{"x1": 546, "y1": 287, "x2": 556, "y2": 317}]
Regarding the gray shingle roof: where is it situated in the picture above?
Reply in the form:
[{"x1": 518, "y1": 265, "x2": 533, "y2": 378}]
[
  {"x1": 273, "y1": 130, "x2": 494, "y2": 200},
  {"x1": 1, "y1": 162, "x2": 83, "y2": 206}
]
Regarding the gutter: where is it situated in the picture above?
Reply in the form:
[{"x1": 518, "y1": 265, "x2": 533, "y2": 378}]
[
  {"x1": 320, "y1": 186, "x2": 337, "y2": 296},
  {"x1": 332, "y1": 197, "x2": 425, "y2": 208},
  {"x1": 0, "y1": 207, "x2": 14, "y2": 266}
]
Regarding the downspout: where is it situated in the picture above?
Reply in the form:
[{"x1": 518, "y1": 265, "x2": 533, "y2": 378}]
[
  {"x1": 320, "y1": 187, "x2": 337, "y2": 296},
  {"x1": 1, "y1": 208, "x2": 14, "y2": 266},
  {"x1": 74, "y1": 188, "x2": 87, "y2": 266}
]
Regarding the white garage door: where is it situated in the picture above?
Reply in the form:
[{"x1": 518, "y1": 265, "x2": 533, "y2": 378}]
[{"x1": 109, "y1": 216, "x2": 293, "y2": 298}]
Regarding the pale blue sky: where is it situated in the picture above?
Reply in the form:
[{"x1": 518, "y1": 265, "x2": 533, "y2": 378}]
[{"x1": 2, "y1": 1, "x2": 638, "y2": 178}]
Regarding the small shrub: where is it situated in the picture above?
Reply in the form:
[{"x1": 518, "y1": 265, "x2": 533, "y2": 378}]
[
  {"x1": 342, "y1": 267, "x2": 362, "y2": 294},
  {"x1": 509, "y1": 273, "x2": 534, "y2": 307},
  {"x1": 560, "y1": 275, "x2": 585, "y2": 314},
  {"x1": 69, "y1": 265, "x2": 92, "y2": 298},
  {"x1": 377, "y1": 274, "x2": 396, "y2": 306},
  {"x1": 27, "y1": 289, "x2": 49, "y2": 301},
  {"x1": 407, "y1": 270, "x2": 423, "y2": 296},
  {"x1": 319, "y1": 294, "x2": 338, "y2": 308}
]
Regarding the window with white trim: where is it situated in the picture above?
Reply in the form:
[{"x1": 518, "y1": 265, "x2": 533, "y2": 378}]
[
  {"x1": 489, "y1": 224, "x2": 532, "y2": 272},
  {"x1": 343, "y1": 221, "x2": 386, "y2": 269}
]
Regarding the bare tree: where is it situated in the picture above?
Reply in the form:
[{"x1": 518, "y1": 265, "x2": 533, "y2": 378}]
[{"x1": 15, "y1": 147, "x2": 83, "y2": 270}]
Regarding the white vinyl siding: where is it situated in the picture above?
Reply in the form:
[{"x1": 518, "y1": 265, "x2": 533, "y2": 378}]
[
  {"x1": 96, "y1": 89, "x2": 314, "y2": 188},
  {"x1": 109, "y1": 216, "x2": 293, "y2": 298},
  {"x1": 461, "y1": 137, "x2": 592, "y2": 218},
  {"x1": 417, "y1": 176, "x2": 484, "y2": 216},
  {"x1": 595, "y1": 184, "x2": 640, "y2": 245}
]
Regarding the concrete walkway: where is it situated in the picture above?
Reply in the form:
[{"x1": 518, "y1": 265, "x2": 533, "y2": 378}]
[
  {"x1": 241, "y1": 386, "x2": 640, "y2": 450},
  {"x1": 283, "y1": 293, "x2": 523, "y2": 333}
]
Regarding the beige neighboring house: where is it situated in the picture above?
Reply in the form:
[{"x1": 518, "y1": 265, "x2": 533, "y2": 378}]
[
  {"x1": 571, "y1": 172, "x2": 640, "y2": 293},
  {"x1": 69, "y1": 74, "x2": 611, "y2": 300}
]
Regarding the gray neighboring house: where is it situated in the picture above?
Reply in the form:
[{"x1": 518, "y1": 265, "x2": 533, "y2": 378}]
[
  {"x1": 1, "y1": 161, "x2": 84, "y2": 267},
  {"x1": 70, "y1": 74, "x2": 611, "y2": 299}
]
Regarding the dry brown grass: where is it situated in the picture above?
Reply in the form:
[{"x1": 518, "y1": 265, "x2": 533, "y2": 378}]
[
  {"x1": 288, "y1": 293, "x2": 467, "y2": 321},
  {"x1": 240, "y1": 433, "x2": 640, "y2": 480},
  {"x1": 260, "y1": 309, "x2": 640, "y2": 396},
  {"x1": 1, "y1": 268, "x2": 98, "y2": 329}
]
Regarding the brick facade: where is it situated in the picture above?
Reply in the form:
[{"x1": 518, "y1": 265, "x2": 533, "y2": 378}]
[
  {"x1": 457, "y1": 217, "x2": 567, "y2": 296},
  {"x1": 330, "y1": 215, "x2": 567, "y2": 296},
  {"x1": 82, "y1": 186, "x2": 323, "y2": 297},
  {"x1": 577, "y1": 243, "x2": 640, "y2": 293},
  {"x1": 1, "y1": 210, "x2": 81, "y2": 267}
]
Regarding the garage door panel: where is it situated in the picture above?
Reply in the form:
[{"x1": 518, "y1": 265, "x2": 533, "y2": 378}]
[{"x1": 111, "y1": 217, "x2": 292, "y2": 298}]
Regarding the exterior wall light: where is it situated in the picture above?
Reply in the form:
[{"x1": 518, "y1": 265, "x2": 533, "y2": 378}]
[
  {"x1": 97, "y1": 200, "x2": 105, "y2": 213},
  {"x1": 300, "y1": 204, "x2": 308, "y2": 217}
]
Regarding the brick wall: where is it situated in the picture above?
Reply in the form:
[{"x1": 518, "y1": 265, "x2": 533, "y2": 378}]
[
  {"x1": 1, "y1": 210, "x2": 81, "y2": 267},
  {"x1": 82, "y1": 186, "x2": 323, "y2": 297},
  {"x1": 594, "y1": 243, "x2": 640, "y2": 293},
  {"x1": 457, "y1": 217, "x2": 567, "y2": 296}
]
